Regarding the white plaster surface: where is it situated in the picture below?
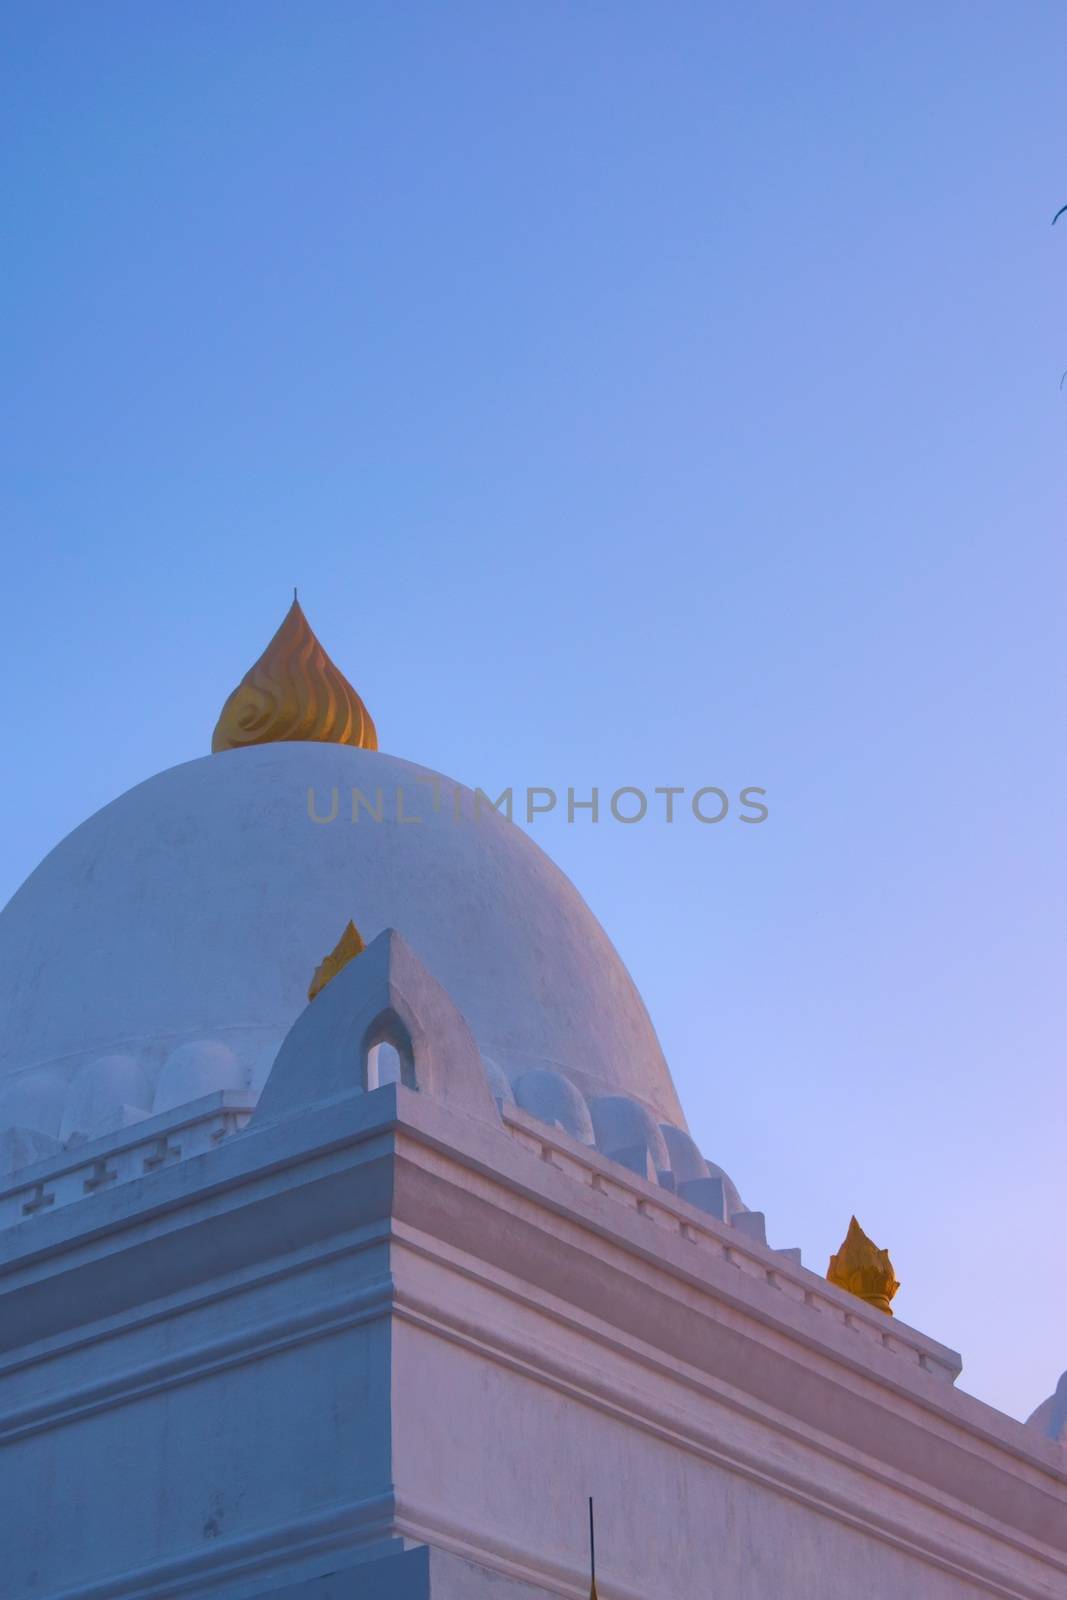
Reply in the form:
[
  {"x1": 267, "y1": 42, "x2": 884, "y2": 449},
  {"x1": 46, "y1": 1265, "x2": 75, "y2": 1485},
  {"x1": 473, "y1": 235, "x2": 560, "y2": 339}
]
[
  {"x1": 1, "y1": 1081, "x2": 1063, "y2": 1600},
  {"x1": 254, "y1": 926, "x2": 499, "y2": 1127},
  {"x1": 0, "y1": 743, "x2": 683, "y2": 1133},
  {"x1": 1028, "y1": 1373, "x2": 1067, "y2": 1444},
  {"x1": 154, "y1": 1039, "x2": 248, "y2": 1114},
  {"x1": 2, "y1": 742, "x2": 1063, "y2": 1600},
  {"x1": 513, "y1": 1069, "x2": 595, "y2": 1144},
  {"x1": 59, "y1": 1053, "x2": 153, "y2": 1143}
]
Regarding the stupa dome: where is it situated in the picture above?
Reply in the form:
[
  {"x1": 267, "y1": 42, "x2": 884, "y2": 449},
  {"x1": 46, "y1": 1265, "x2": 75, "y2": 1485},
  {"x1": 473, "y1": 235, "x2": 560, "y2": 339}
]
[
  {"x1": 0, "y1": 742, "x2": 686, "y2": 1140},
  {"x1": 1027, "y1": 1372, "x2": 1067, "y2": 1443},
  {"x1": 0, "y1": 598, "x2": 755, "y2": 1227}
]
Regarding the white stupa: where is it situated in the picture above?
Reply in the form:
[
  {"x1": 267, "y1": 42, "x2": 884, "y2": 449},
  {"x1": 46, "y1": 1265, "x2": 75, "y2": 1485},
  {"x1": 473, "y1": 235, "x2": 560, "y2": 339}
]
[
  {"x1": 0, "y1": 741, "x2": 688, "y2": 1132},
  {"x1": 0, "y1": 600, "x2": 1063, "y2": 1600}
]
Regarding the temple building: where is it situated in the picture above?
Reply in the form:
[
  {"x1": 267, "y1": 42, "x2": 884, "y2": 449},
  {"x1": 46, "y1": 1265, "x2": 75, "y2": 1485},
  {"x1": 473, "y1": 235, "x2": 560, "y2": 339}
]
[{"x1": 0, "y1": 600, "x2": 1064, "y2": 1600}]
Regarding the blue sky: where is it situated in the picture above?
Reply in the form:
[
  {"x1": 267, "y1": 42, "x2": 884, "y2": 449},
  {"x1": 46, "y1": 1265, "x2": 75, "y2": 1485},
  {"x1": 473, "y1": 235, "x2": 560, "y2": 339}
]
[{"x1": 3, "y1": 2, "x2": 1065, "y2": 1420}]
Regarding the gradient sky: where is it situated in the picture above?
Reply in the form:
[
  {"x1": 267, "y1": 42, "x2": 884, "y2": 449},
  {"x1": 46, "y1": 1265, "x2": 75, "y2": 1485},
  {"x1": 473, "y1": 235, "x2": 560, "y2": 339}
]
[{"x1": 2, "y1": 3, "x2": 1065, "y2": 1421}]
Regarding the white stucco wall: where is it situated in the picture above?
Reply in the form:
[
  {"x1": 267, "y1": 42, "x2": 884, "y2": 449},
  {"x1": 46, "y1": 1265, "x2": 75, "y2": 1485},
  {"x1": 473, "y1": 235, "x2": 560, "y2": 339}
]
[
  {"x1": 0, "y1": 744, "x2": 684, "y2": 1136},
  {"x1": 2, "y1": 1074, "x2": 1063, "y2": 1600}
]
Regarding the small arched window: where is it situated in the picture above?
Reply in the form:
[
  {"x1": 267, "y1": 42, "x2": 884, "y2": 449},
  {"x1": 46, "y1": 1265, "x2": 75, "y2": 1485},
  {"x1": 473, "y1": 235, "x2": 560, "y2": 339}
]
[{"x1": 361, "y1": 1012, "x2": 416, "y2": 1092}]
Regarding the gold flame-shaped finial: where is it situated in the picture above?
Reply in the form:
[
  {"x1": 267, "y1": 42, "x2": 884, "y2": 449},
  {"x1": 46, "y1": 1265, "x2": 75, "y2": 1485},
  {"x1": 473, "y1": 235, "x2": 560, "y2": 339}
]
[
  {"x1": 308, "y1": 919, "x2": 366, "y2": 1002},
  {"x1": 212, "y1": 596, "x2": 377, "y2": 753},
  {"x1": 827, "y1": 1216, "x2": 900, "y2": 1316}
]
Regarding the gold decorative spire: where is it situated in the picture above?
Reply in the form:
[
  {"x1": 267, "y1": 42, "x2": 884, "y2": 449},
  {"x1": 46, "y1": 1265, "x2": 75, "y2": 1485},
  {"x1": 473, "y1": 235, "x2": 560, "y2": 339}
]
[
  {"x1": 308, "y1": 919, "x2": 366, "y2": 1002},
  {"x1": 827, "y1": 1216, "x2": 900, "y2": 1316},
  {"x1": 212, "y1": 594, "x2": 377, "y2": 753}
]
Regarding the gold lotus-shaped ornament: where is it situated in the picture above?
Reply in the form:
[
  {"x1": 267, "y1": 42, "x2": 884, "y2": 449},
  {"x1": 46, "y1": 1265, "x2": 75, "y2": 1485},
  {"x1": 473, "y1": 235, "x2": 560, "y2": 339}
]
[
  {"x1": 827, "y1": 1216, "x2": 900, "y2": 1316},
  {"x1": 212, "y1": 595, "x2": 377, "y2": 753},
  {"x1": 308, "y1": 920, "x2": 366, "y2": 1002}
]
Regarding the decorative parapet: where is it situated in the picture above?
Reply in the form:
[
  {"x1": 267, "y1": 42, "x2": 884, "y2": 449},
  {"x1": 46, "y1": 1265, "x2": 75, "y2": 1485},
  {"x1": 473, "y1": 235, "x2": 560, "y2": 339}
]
[
  {"x1": 0, "y1": 1091, "x2": 255, "y2": 1233},
  {"x1": 500, "y1": 1104, "x2": 958, "y2": 1385},
  {"x1": 0, "y1": 1070, "x2": 956, "y2": 1389}
]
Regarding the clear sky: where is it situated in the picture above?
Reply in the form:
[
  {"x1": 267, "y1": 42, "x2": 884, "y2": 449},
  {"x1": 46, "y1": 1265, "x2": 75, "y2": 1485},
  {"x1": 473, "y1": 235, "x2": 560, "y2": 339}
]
[{"x1": 2, "y1": 3, "x2": 1065, "y2": 1421}]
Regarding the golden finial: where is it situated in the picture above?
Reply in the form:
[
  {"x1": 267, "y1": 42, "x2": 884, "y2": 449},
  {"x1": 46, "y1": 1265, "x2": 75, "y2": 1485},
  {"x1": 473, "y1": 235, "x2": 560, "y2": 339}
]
[
  {"x1": 308, "y1": 919, "x2": 366, "y2": 1002},
  {"x1": 212, "y1": 596, "x2": 377, "y2": 753},
  {"x1": 827, "y1": 1216, "x2": 900, "y2": 1316}
]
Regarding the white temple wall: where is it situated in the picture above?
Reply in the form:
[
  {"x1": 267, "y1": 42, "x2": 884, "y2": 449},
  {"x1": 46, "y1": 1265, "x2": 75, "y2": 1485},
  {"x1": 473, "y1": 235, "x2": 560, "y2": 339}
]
[
  {"x1": 5, "y1": 1315, "x2": 392, "y2": 1600},
  {"x1": 1, "y1": 1189, "x2": 397, "y2": 1600},
  {"x1": 2, "y1": 1086, "x2": 1064, "y2": 1600},
  {"x1": 389, "y1": 1269, "x2": 1042, "y2": 1600}
]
